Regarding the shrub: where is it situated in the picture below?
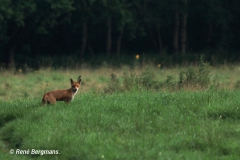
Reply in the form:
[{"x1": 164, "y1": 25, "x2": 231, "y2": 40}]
[
  {"x1": 139, "y1": 66, "x2": 156, "y2": 90},
  {"x1": 103, "y1": 73, "x2": 122, "y2": 93},
  {"x1": 178, "y1": 56, "x2": 211, "y2": 89},
  {"x1": 234, "y1": 80, "x2": 240, "y2": 89},
  {"x1": 210, "y1": 75, "x2": 220, "y2": 89},
  {"x1": 163, "y1": 76, "x2": 177, "y2": 91},
  {"x1": 122, "y1": 71, "x2": 137, "y2": 91},
  {"x1": 104, "y1": 57, "x2": 216, "y2": 93},
  {"x1": 104, "y1": 67, "x2": 160, "y2": 93}
]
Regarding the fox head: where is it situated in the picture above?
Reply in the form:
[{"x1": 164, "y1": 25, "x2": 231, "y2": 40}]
[{"x1": 70, "y1": 76, "x2": 82, "y2": 93}]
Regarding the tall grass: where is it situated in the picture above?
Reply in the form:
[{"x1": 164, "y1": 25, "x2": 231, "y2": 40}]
[
  {"x1": 0, "y1": 90, "x2": 240, "y2": 159},
  {"x1": 1, "y1": 61, "x2": 240, "y2": 159},
  {"x1": 1, "y1": 62, "x2": 240, "y2": 101}
]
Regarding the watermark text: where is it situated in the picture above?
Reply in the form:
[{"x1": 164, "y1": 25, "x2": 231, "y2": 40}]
[{"x1": 9, "y1": 149, "x2": 60, "y2": 156}]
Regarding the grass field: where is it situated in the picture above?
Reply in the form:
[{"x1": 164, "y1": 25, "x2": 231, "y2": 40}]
[{"x1": 1, "y1": 64, "x2": 240, "y2": 159}]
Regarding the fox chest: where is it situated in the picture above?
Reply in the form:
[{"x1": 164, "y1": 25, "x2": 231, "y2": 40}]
[
  {"x1": 55, "y1": 94, "x2": 72, "y2": 102},
  {"x1": 57, "y1": 93, "x2": 76, "y2": 102}
]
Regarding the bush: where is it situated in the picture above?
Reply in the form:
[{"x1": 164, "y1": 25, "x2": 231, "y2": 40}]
[
  {"x1": 139, "y1": 66, "x2": 156, "y2": 90},
  {"x1": 235, "y1": 80, "x2": 240, "y2": 89},
  {"x1": 104, "y1": 57, "x2": 218, "y2": 93},
  {"x1": 121, "y1": 69, "x2": 155, "y2": 91},
  {"x1": 103, "y1": 73, "x2": 122, "y2": 93},
  {"x1": 178, "y1": 56, "x2": 211, "y2": 89},
  {"x1": 104, "y1": 67, "x2": 162, "y2": 93},
  {"x1": 122, "y1": 71, "x2": 137, "y2": 91}
]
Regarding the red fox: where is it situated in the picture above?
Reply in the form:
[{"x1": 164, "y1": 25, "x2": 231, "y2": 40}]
[{"x1": 42, "y1": 76, "x2": 82, "y2": 105}]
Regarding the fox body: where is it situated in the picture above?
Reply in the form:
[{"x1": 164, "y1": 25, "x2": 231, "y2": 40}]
[{"x1": 42, "y1": 76, "x2": 82, "y2": 105}]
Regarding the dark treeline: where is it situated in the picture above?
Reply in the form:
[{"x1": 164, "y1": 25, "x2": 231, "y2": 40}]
[{"x1": 0, "y1": 0, "x2": 240, "y2": 69}]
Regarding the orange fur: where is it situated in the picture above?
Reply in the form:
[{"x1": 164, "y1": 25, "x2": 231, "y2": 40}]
[{"x1": 42, "y1": 76, "x2": 82, "y2": 105}]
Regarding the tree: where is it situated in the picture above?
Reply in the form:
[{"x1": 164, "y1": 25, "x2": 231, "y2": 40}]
[
  {"x1": 189, "y1": 0, "x2": 234, "y2": 50},
  {"x1": 93, "y1": 0, "x2": 115, "y2": 56},
  {"x1": 132, "y1": 0, "x2": 172, "y2": 54},
  {"x1": 180, "y1": 0, "x2": 188, "y2": 53},
  {"x1": 114, "y1": 0, "x2": 133, "y2": 55},
  {"x1": 0, "y1": 0, "x2": 74, "y2": 70},
  {"x1": 73, "y1": 0, "x2": 95, "y2": 57},
  {"x1": 173, "y1": 7, "x2": 180, "y2": 53},
  {"x1": 0, "y1": 0, "x2": 36, "y2": 69},
  {"x1": 172, "y1": 0, "x2": 188, "y2": 54},
  {"x1": 91, "y1": 0, "x2": 133, "y2": 56}
]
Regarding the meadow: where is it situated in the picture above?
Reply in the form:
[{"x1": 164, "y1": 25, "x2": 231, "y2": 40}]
[{"x1": 1, "y1": 62, "x2": 240, "y2": 159}]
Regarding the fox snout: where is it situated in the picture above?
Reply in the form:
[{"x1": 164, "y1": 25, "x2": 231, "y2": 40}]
[{"x1": 73, "y1": 88, "x2": 78, "y2": 92}]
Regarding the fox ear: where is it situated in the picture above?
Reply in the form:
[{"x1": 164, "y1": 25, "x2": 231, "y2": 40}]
[
  {"x1": 70, "y1": 78, "x2": 74, "y2": 84},
  {"x1": 78, "y1": 75, "x2": 82, "y2": 84}
]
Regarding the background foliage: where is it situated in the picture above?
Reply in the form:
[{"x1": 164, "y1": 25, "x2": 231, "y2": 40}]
[{"x1": 0, "y1": 0, "x2": 240, "y2": 69}]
